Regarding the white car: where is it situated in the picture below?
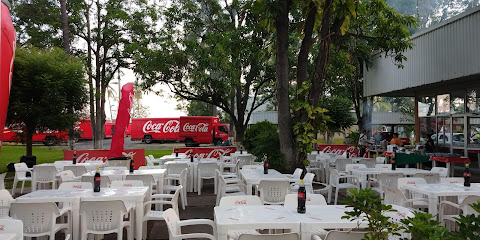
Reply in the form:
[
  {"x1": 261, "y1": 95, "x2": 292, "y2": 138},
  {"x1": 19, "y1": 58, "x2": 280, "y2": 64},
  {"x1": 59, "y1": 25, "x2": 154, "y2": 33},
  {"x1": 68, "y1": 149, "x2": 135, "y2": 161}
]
[{"x1": 432, "y1": 133, "x2": 464, "y2": 144}]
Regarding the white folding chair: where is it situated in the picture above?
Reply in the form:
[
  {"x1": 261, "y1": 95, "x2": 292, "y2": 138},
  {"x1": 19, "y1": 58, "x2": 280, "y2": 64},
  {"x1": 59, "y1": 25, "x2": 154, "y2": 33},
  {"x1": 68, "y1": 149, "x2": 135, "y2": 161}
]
[
  {"x1": 32, "y1": 165, "x2": 57, "y2": 191},
  {"x1": 12, "y1": 162, "x2": 32, "y2": 195},
  {"x1": 58, "y1": 182, "x2": 93, "y2": 189},
  {"x1": 0, "y1": 189, "x2": 14, "y2": 218},
  {"x1": 413, "y1": 172, "x2": 440, "y2": 184},
  {"x1": 257, "y1": 180, "x2": 290, "y2": 205},
  {"x1": 359, "y1": 158, "x2": 376, "y2": 168},
  {"x1": 284, "y1": 193, "x2": 327, "y2": 206},
  {"x1": 197, "y1": 162, "x2": 219, "y2": 195},
  {"x1": 0, "y1": 218, "x2": 23, "y2": 239},
  {"x1": 430, "y1": 167, "x2": 448, "y2": 178},
  {"x1": 238, "y1": 233, "x2": 299, "y2": 240},
  {"x1": 163, "y1": 208, "x2": 216, "y2": 240},
  {"x1": 80, "y1": 200, "x2": 132, "y2": 240},
  {"x1": 63, "y1": 165, "x2": 88, "y2": 177},
  {"x1": 142, "y1": 187, "x2": 182, "y2": 239},
  {"x1": 328, "y1": 168, "x2": 359, "y2": 205},
  {"x1": 11, "y1": 202, "x2": 72, "y2": 239}
]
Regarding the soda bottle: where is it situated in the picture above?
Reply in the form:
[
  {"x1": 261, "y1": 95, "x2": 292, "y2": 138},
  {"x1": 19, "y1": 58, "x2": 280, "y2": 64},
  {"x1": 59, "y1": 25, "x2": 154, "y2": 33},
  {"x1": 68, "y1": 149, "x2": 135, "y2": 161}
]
[
  {"x1": 346, "y1": 151, "x2": 350, "y2": 159},
  {"x1": 464, "y1": 163, "x2": 471, "y2": 187},
  {"x1": 72, "y1": 150, "x2": 77, "y2": 165},
  {"x1": 175, "y1": 148, "x2": 178, "y2": 157},
  {"x1": 263, "y1": 154, "x2": 269, "y2": 174},
  {"x1": 94, "y1": 168, "x2": 101, "y2": 192},
  {"x1": 190, "y1": 154, "x2": 194, "y2": 163},
  {"x1": 391, "y1": 156, "x2": 396, "y2": 170},
  {"x1": 240, "y1": 146, "x2": 243, "y2": 154},
  {"x1": 129, "y1": 158, "x2": 134, "y2": 173},
  {"x1": 297, "y1": 179, "x2": 306, "y2": 213},
  {"x1": 317, "y1": 149, "x2": 320, "y2": 154}
]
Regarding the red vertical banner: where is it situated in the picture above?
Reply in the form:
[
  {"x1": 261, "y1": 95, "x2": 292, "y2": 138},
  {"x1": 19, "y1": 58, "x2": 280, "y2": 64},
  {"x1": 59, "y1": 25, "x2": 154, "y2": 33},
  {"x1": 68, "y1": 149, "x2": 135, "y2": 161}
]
[
  {"x1": 108, "y1": 83, "x2": 134, "y2": 158},
  {"x1": 0, "y1": 1, "x2": 16, "y2": 153}
]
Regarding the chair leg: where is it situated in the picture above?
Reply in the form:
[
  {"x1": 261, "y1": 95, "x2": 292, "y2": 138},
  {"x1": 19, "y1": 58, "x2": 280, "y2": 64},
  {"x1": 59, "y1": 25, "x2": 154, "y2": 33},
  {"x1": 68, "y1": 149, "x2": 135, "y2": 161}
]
[
  {"x1": 214, "y1": 176, "x2": 217, "y2": 194},
  {"x1": 21, "y1": 181, "x2": 26, "y2": 193},
  {"x1": 184, "y1": 188, "x2": 188, "y2": 206},
  {"x1": 12, "y1": 178, "x2": 17, "y2": 195},
  {"x1": 328, "y1": 186, "x2": 333, "y2": 203},
  {"x1": 180, "y1": 191, "x2": 186, "y2": 210},
  {"x1": 334, "y1": 188, "x2": 340, "y2": 205},
  {"x1": 198, "y1": 177, "x2": 201, "y2": 195},
  {"x1": 117, "y1": 227, "x2": 123, "y2": 240}
]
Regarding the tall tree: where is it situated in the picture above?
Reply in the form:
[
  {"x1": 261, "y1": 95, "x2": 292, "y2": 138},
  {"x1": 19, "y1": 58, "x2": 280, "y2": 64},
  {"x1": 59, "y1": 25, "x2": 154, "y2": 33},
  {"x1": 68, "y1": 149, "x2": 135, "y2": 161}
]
[
  {"x1": 7, "y1": 47, "x2": 87, "y2": 156},
  {"x1": 134, "y1": 0, "x2": 276, "y2": 144}
]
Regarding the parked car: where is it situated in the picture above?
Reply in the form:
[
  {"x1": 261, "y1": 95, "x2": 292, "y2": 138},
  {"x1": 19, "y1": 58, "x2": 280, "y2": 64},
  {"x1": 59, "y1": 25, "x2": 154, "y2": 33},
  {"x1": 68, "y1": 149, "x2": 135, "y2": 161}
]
[{"x1": 431, "y1": 133, "x2": 464, "y2": 144}]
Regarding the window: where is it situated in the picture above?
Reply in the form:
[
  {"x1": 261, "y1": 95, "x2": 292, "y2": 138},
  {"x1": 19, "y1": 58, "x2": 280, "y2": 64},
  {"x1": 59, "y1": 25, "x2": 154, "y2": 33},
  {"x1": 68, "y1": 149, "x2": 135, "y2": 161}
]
[
  {"x1": 452, "y1": 117, "x2": 464, "y2": 147},
  {"x1": 468, "y1": 117, "x2": 480, "y2": 148},
  {"x1": 418, "y1": 96, "x2": 436, "y2": 117},
  {"x1": 436, "y1": 117, "x2": 450, "y2": 146},
  {"x1": 451, "y1": 90, "x2": 465, "y2": 114},
  {"x1": 467, "y1": 88, "x2": 480, "y2": 112},
  {"x1": 217, "y1": 126, "x2": 228, "y2": 134},
  {"x1": 437, "y1": 94, "x2": 450, "y2": 115}
]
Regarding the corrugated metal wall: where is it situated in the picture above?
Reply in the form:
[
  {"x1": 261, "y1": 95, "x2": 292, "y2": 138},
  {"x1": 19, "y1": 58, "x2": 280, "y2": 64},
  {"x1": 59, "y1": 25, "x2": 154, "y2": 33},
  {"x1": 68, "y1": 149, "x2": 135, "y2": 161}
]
[{"x1": 364, "y1": 6, "x2": 480, "y2": 97}]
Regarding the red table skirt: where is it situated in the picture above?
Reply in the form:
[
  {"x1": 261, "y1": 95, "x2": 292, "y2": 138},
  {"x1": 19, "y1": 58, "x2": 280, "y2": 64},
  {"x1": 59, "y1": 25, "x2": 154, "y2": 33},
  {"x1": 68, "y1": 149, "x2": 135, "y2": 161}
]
[
  {"x1": 382, "y1": 152, "x2": 395, "y2": 157},
  {"x1": 430, "y1": 156, "x2": 470, "y2": 164}
]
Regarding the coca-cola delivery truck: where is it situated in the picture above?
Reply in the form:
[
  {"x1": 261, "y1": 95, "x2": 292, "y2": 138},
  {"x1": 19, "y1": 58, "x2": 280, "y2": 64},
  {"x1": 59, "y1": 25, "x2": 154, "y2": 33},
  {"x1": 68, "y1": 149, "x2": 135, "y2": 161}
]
[{"x1": 131, "y1": 116, "x2": 229, "y2": 146}]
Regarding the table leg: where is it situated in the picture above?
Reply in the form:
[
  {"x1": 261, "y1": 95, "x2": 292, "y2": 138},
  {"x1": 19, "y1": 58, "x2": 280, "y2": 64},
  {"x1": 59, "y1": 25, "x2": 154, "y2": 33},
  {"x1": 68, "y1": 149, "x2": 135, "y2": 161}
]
[
  {"x1": 449, "y1": 163, "x2": 454, "y2": 177},
  {"x1": 135, "y1": 197, "x2": 143, "y2": 240},
  {"x1": 428, "y1": 195, "x2": 438, "y2": 216},
  {"x1": 247, "y1": 183, "x2": 252, "y2": 195},
  {"x1": 216, "y1": 225, "x2": 227, "y2": 240},
  {"x1": 432, "y1": 160, "x2": 437, "y2": 168},
  {"x1": 72, "y1": 198, "x2": 81, "y2": 240}
]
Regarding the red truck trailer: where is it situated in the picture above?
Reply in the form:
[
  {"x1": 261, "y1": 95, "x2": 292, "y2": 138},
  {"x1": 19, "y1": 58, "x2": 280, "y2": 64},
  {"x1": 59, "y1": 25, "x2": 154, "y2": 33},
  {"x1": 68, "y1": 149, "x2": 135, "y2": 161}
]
[{"x1": 131, "y1": 116, "x2": 229, "y2": 146}]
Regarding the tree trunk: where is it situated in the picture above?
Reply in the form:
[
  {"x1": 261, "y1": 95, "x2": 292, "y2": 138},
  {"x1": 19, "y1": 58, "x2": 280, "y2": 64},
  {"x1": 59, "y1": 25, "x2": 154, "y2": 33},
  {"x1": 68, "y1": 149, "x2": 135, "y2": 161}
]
[
  {"x1": 25, "y1": 126, "x2": 34, "y2": 156},
  {"x1": 361, "y1": 96, "x2": 374, "y2": 136},
  {"x1": 275, "y1": 0, "x2": 296, "y2": 171},
  {"x1": 93, "y1": 1, "x2": 103, "y2": 149},
  {"x1": 85, "y1": 4, "x2": 96, "y2": 148}
]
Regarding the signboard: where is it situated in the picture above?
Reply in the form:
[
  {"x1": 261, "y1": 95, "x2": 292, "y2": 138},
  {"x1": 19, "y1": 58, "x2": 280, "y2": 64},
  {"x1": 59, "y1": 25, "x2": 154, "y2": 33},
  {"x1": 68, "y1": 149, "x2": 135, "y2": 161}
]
[
  {"x1": 63, "y1": 149, "x2": 145, "y2": 169},
  {"x1": 316, "y1": 145, "x2": 360, "y2": 158},
  {"x1": 176, "y1": 147, "x2": 237, "y2": 159}
]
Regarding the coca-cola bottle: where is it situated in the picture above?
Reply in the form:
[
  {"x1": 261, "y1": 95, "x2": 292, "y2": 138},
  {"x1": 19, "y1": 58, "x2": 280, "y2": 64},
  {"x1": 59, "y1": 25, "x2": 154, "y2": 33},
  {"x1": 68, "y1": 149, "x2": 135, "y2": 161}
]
[
  {"x1": 391, "y1": 156, "x2": 396, "y2": 170},
  {"x1": 129, "y1": 158, "x2": 134, "y2": 173},
  {"x1": 317, "y1": 149, "x2": 320, "y2": 154},
  {"x1": 240, "y1": 146, "x2": 243, "y2": 154},
  {"x1": 190, "y1": 154, "x2": 194, "y2": 163},
  {"x1": 297, "y1": 179, "x2": 306, "y2": 213},
  {"x1": 94, "y1": 168, "x2": 101, "y2": 192},
  {"x1": 175, "y1": 148, "x2": 178, "y2": 157},
  {"x1": 464, "y1": 163, "x2": 471, "y2": 187},
  {"x1": 263, "y1": 154, "x2": 269, "y2": 174},
  {"x1": 72, "y1": 150, "x2": 77, "y2": 165},
  {"x1": 346, "y1": 151, "x2": 350, "y2": 159}
]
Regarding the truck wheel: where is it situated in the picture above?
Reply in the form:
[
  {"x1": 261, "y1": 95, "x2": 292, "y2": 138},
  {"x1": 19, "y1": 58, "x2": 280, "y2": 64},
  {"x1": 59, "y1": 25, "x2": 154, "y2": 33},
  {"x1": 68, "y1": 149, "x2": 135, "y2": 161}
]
[
  {"x1": 185, "y1": 138, "x2": 194, "y2": 147},
  {"x1": 214, "y1": 139, "x2": 222, "y2": 146},
  {"x1": 144, "y1": 135, "x2": 153, "y2": 144},
  {"x1": 44, "y1": 136, "x2": 57, "y2": 146}
]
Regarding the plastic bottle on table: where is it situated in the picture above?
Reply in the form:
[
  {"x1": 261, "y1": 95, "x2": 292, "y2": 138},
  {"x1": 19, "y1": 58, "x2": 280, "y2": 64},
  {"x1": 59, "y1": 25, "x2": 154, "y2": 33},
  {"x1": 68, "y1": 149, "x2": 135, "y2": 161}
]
[
  {"x1": 94, "y1": 168, "x2": 101, "y2": 192},
  {"x1": 297, "y1": 179, "x2": 306, "y2": 213}
]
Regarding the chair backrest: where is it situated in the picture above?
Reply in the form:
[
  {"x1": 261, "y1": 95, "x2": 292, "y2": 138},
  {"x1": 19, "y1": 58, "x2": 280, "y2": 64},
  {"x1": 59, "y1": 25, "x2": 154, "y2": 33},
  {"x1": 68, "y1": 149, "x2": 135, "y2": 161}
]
[
  {"x1": 345, "y1": 164, "x2": 367, "y2": 174},
  {"x1": 334, "y1": 159, "x2": 351, "y2": 172},
  {"x1": 376, "y1": 157, "x2": 386, "y2": 164},
  {"x1": 382, "y1": 186, "x2": 409, "y2": 207},
  {"x1": 80, "y1": 200, "x2": 127, "y2": 232},
  {"x1": 10, "y1": 202, "x2": 61, "y2": 236},
  {"x1": 0, "y1": 189, "x2": 13, "y2": 218},
  {"x1": 430, "y1": 167, "x2": 448, "y2": 178},
  {"x1": 104, "y1": 166, "x2": 128, "y2": 171},
  {"x1": 59, "y1": 170, "x2": 76, "y2": 182},
  {"x1": 146, "y1": 155, "x2": 155, "y2": 166},
  {"x1": 125, "y1": 174, "x2": 155, "y2": 188},
  {"x1": 59, "y1": 182, "x2": 93, "y2": 189},
  {"x1": 291, "y1": 168, "x2": 303, "y2": 179},
  {"x1": 63, "y1": 165, "x2": 88, "y2": 177},
  {"x1": 14, "y1": 162, "x2": 30, "y2": 179},
  {"x1": 238, "y1": 233, "x2": 300, "y2": 240},
  {"x1": 167, "y1": 163, "x2": 189, "y2": 175},
  {"x1": 460, "y1": 195, "x2": 480, "y2": 215},
  {"x1": 384, "y1": 207, "x2": 415, "y2": 240},
  {"x1": 220, "y1": 155, "x2": 232, "y2": 164},
  {"x1": 397, "y1": 177, "x2": 427, "y2": 199},
  {"x1": 81, "y1": 175, "x2": 111, "y2": 188},
  {"x1": 439, "y1": 177, "x2": 464, "y2": 184},
  {"x1": 32, "y1": 165, "x2": 57, "y2": 183},
  {"x1": 307, "y1": 153, "x2": 317, "y2": 162},
  {"x1": 413, "y1": 172, "x2": 440, "y2": 184},
  {"x1": 139, "y1": 165, "x2": 165, "y2": 170},
  {"x1": 258, "y1": 180, "x2": 290, "y2": 205},
  {"x1": 219, "y1": 196, "x2": 262, "y2": 206},
  {"x1": 375, "y1": 164, "x2": 392, "y2": 170},
  {"x1": 324, "y1": 230, "x2": 367, "y2": 240},
  {"x1": 377, "y1": 173, "x2": 403, "y2": 189},
  {"x1": 197, "y1": 162, "x2": 219, "y2": 178},
  {"x1": 110, "y1": 180, "x2": 144, "y2": 188},
  {"x1": 237, "y1": 155, "x2": 254, "y2": 171},
  {"x1": 359, "y1": 158, "x2": 376, "y2": 168},
  {"x1": 284, "y1": 193, "x2": 327, "y2": 206},
  {"x1": 163, "y1": 208, "x2": 182, "y2": 238},
  {"x1": 0, "y1": 218, "x2": 23, "y2": 239}
]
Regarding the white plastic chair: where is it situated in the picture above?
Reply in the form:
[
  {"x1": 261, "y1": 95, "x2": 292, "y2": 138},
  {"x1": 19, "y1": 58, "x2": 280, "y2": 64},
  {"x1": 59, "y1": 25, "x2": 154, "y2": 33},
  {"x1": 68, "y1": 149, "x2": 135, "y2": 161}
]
[
  {"x1": 81, "y1": 175, "x2": 111, "y2": 188},
  {"x1": 328, "y1": 168, "x2": 359, "y2": 205},
  {"x1": 284, "y1": 193, "x2": 327, "y2": 206},
  {"x1": 413, "y1": 172, "x2": 440, "y2": 184},
  {"x1": 440, "y1": 177, "x2": 464, "y2": 184},
  {"x1": 359, "y1": 158, "x2": 376, "y2": 168},
  {"x1": 439, "y1": 195, "x2": 480, "y2": 228},
  {"x1": 290, "y1": 173, "x2": 315, "y2": 193},
  {"x1": 216, "y1": 171, "x2": 247, "y2": 206},
  {"x1": 166, "y1": 163, "x2": 189, "y2": 179},
  {"x1": 80, "y1": 200, "x2": 132, "y2": 240},
  {"x1": 345, "y1": 164, "x2": 367, "y2": 175},
  {"x1": 58, "y1": 182, "x2": 93, "y2": 189},
  {"x1": 236, "y1": 155, "x2": 254, "y2": 173},
  {"x1": 284, "y1": 168, "x2": 303, "y2": 182},
  {"x1": 221, "y1": 155, "x2": 235, "y2": 173},
  {"x1": 368, "y1": 172, "x2": 403, "y2": 198},
  {"x1": 257, "y1": 180, "x2": 290, "y2": 205},
  {"x1": 0, "y1": 172, "x2": 6, "y2": 190},
  {"x1": 0, "y1": 218, "x2": 23, "y2": 239},
  {"x1": 143, "y1": 187, "x2": 182, "y2": 239},
  {"x1": 59, "y1": 170, "x2": 81, "y2": 183},
  {"x1": 146, "y1": 155, "x2": 155, "y2": 166},
  {"x1": 12, "y1": 162, "x2": 32, "y2": 195},
  {"x1": 313, "y1": 230, "x2": 367, "y2": 240},
  {"x1": 393, "y1": 178, "x2": 429, "y2": 209},
  {"x1": 238, "y1": 233, "x2": 299, "y2": 240},
  {"x1": 111, "y1": 180, "x2": 144, "y2": 188},
  {"x1": 219, "y1": 195, "x2": 262, "y2": 206},
  {"x1": 430, "y1": 167, "x2": 448, "y2": 178},
  {"x1": 164, "y1": 168, "x2": 188, "y2": 210},
  {"x1": 197, "y1": 162, "x2": 219, "y2": 195},
  {"x1": 307, "y1": 160, "x2": 324, "y2": 182},
  {"x1": 375, "y1": 164, "x2": 392, "y2": 170},
  {"x1": 163, "y1": 208, "x2": 216, "y2": 240},
  {"x1": 32, "y1": 165, "x2": 57, "y2": 191},
  {"x1": 376, "y1": 157, "x2": 386, "y2": 164},
  {"x1": 104, "y1": 166, "x2": 128, "y2": 171},
  {"x1": 384, "y1": 208, "x2": 415, "y2": 240},
  {"x1": 11, "y1": 202, "x2": 71, "y2": 239},
  {"x1": 63, "y1": 165, "x2": 88, "y2": 177},
  {"x1": 0, "y1": 189, "x2": 14, "y2": 218},
  {"x1": 334, "y1": 159, "x2": 351, "y2": 174},
  {"x1": 125, "y1": 174, "x2": 156, "y2": 197}
]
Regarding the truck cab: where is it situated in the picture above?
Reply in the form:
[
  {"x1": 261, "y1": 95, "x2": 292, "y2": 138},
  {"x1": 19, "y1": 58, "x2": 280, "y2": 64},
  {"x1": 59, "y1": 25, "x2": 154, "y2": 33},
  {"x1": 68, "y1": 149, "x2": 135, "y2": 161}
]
[{"x1": 213, "y1": 124, "x2": 229, "y2": 146}]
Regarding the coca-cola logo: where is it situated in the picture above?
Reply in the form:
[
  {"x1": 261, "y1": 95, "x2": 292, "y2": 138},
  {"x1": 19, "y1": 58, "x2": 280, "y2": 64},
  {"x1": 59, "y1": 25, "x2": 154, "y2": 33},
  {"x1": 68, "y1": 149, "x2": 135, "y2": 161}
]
[
  {"x1": 235, "y1": 200, "x2": 247, "y2": 205},
  {"x1": 407, "y1": 181, "x2": 416, "y2": 184},
  {"x1": 124, "y1": 184, "x2": 132, "y2": 187},
  {"x1": 397, "y1": 212, "x2": 406, "y2": 218},
  {"x1": 142, "y1": 120, "x2": 179, "y2": 134},
  {"x1": 77, "y1": 153, "x2": 108, "y2": 163},
  {"x1": 72, "y1": 185, "x2": 82, "y2": 188},
  {"x1": 183, "y1": 123, "x2": 209, "y2": 133},
  {"x1": 122, "y1": 151, "x2": 137, "y2": 158},
  {"x1": 0, "y1": 224, "x2": 4, "y2": 231},
  {"x1": 306, "y1": 197, "x2": 311, "y2": 201},
  {"x1": 320, "y1": 145, "x2": 358, "y2": 157},
  {"x1": 183, "y1": 148, "x2": 234, "y2": 160}
]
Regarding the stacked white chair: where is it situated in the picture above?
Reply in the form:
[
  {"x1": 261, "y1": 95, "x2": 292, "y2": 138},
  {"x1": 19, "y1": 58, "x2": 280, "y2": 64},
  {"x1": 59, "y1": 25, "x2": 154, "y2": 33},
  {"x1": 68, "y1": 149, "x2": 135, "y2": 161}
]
[
  {"x1": 413, "y1": 172, "x2": 440, "y2": 184},
  {"x1": 328, "y1": 168, "x2": 359, "y2": 205},
  {"x1": 257, "y1": 180, "x2": 290, "y2": 205},
  {"x1": 0, "y1": 218, "x2": 23, "y2": 239},
  {"x1": 142, "y1": 188, "x2": 182, "y2": 239},
  {"x1": 80, "y1": 200, "x2": 132, "y2": 240},
  {"x1": 430, "y1": 167, "x2": 448, "y2": 178},
  {"x1": 164, "y1": 168, "x2": 188, "y2": 210},
  {"x1": 12, "y1": 162, "x2": 32, "y2": 195},
  {"x1": 163, "y1": 208, "x2": 216, "y2": 240},
  {"x1": 11, "y1": 202, "x2": 72, "y2": 239},
  {"x1": 197, "y1": 162, "x2": 219, "y2": 195},
  {"x1": 290, "y1": 173, "x2": 315, "y2": 194},
  {"x1": 216, "y1": 170, "x2": 247, "y2": 206},
  {"x1": 63, "y1": 165, "x2": 88, "y2": 177},
  {"x1": 32, "y1": 165, "x2": 57, "y2": 191},
  {"x1": 0, "y1": 189, "x2": 14, "y2": 218}
]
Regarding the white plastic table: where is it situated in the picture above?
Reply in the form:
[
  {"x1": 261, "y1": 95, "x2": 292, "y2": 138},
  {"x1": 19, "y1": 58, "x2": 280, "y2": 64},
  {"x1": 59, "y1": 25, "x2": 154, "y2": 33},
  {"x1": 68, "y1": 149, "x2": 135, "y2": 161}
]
[
  {"x1": 0, "y1": 233, "x2": 16, "y2": 240},
  {"x1": 240, "y1": 166, "x2": 289, "y2": 195},
  {"x1": 82, "y1": 169, "x2": 166, "y2": 193},
  {"x1": 230, "y1": 153, "x2": 253, "y2": 163},
  {"x1": 402, "y1": 183, "x2": 480, "y2": 215},
  {"x1": 39, "y1": 161, "x2": 105, "y2": 172},
  {"x1": 351, "y1": 168, "x2": 431, "y2": 189},
  {"x1": 214, "y1": 205, "x2": 300, "y2": 240}
]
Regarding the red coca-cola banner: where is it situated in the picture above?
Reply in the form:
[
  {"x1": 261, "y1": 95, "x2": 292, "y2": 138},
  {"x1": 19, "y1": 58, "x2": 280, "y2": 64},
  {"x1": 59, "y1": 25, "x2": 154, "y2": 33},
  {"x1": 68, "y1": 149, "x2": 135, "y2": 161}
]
[
  {"x1": 64, "y1": 149, "x2": 145, "y2": 169},
  {"x1": 176, "y1": 147, "x2": 237, "y2": 159},
  {"x1": 316, "y1": 145, "x2": 360, "y2": 158},
  {"x1": 0, "y1": 1, "x2": 16, "y2": 153},
  {"x1": 109, "y1": 83, "x2": 134, "y2": 158}
]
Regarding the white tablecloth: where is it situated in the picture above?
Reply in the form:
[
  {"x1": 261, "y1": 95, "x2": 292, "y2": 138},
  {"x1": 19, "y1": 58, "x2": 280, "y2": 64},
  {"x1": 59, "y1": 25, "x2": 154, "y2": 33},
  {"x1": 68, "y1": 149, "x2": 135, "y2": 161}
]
[
  {"x1": 0, "y1": 233, "x2": 16, "y2": 240},
  {"x1": 82, "y1": 169, "x2": 166, "y2": 193},
  {"x1": 240, "y1": 166, "x2": 288, "y2": 195},
  {"x1": 403, "y1": 183, "x2": 480, "y2": 215},
  {"x1": 214, "y1": 205, "x2": 300, "y2": 240},
  {"x1": 351, "y1": 168, "x2": 431, "y2": 188}
]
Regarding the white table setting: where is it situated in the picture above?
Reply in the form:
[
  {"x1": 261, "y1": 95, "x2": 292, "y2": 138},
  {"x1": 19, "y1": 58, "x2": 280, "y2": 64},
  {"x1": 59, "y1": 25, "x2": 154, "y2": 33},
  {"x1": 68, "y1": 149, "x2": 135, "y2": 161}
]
[{"x1": 240, "y1": 165, "x2": 289, "y2": 195}]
